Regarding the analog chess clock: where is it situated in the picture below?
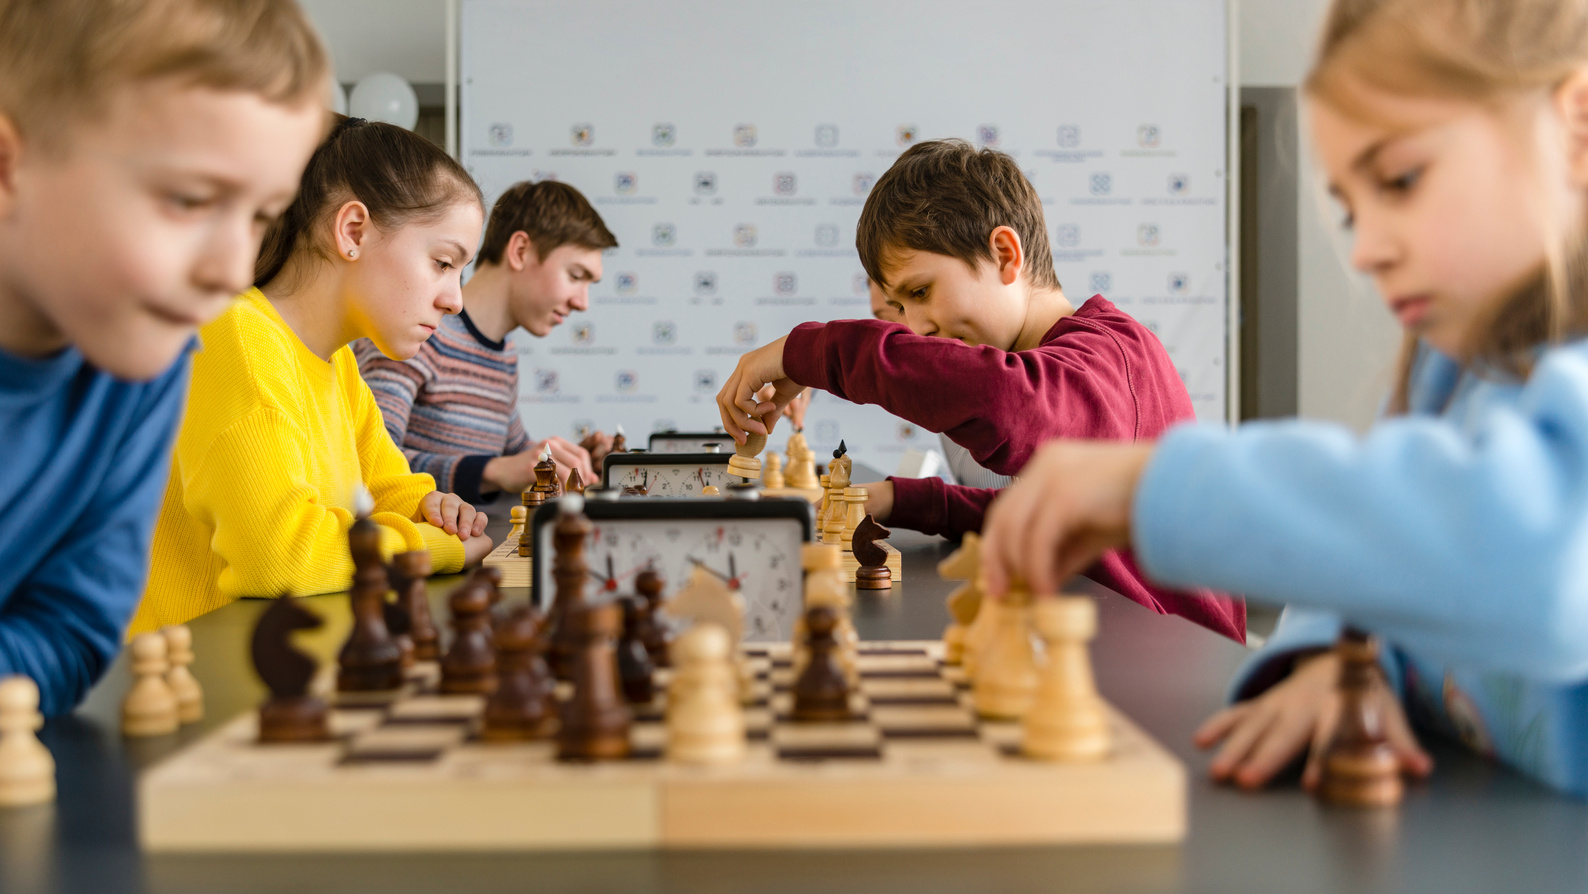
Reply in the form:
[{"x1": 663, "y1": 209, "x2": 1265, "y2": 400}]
[
  {"x1": 603, "y1": 451, "x2": 737, "y2": 496},
  {"x1": 528, "y1": 497, "x2": 814, "y2": 641},
  {"x1": 648, "y1": 430, "x2": 733, "y2": 453}
]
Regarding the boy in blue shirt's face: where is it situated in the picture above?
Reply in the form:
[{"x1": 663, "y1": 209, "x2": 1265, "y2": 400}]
[{"x1": 0, "y1": 0, "x2": 327, "y2": 714}]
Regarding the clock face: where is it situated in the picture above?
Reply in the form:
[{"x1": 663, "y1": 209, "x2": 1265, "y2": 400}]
[
  {"x1": 534, "y1": 516, "x2": 805, "y2": 641},
  {"x1": 606, "y1": 461, "x2": 735, "y2": 496}
]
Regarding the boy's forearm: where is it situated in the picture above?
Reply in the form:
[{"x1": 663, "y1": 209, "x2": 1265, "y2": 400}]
[{"x1": 886, "y1": 476, "x2": 999, "y2": 538}]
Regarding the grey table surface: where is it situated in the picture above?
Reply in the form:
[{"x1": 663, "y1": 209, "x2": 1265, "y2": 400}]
[{"x1": 2, "y1": 510, "x2": 1586, "y2": 893}]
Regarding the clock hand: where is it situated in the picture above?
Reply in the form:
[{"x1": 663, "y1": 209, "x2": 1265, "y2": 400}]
[{"x1": 685, "y1": 556, "x2": 730, "y2": 583}]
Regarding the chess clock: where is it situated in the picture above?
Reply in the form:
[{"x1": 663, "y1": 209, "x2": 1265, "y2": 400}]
[
  {"x1": 528, "y1": 498, "x2": 814, "y2": 641},
  {"x1": 649, "y1": 430, "x2": 733, "y2": 453},
  {"x1": 603, "y1": 451, "x2": 736, "y2": 496}
]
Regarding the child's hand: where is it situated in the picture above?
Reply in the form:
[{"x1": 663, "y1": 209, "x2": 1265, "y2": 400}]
[
  {"x1": 1193, "y1": 652, "x2": 1433, "y2": 790},
  {"x1": 416, "y1": 491, "x2": 488, "y2": 538},
  {"x1": 981, "y1": 440, "x2": 1154, "y2": 598},
  {"x1": 717, "y1": 336, "x2": 802, "y2": 443},
  {"x1": 535, "y1": 436, "x2": 597, "y2": 484},
  {"x1": 579, "y1": 430, "x2": 616, "y2": 466},
  {"x1": 858, "y1": 480, "x2": 893, "y2": 523},
  {"x1": 461, "y1": 532, "x2": 495, "y2": 567}
]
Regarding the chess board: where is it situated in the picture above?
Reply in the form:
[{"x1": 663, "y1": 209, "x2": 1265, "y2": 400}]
[
  {"x1": 139, "y1": 641, "x2": 1184, "y2": 851},
  {"x1": 481, "y1": 521, "x2": 531, "y2": 587}
]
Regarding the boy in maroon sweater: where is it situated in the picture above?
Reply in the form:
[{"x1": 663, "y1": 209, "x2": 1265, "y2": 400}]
[{"x1": 717, "y1": 139, "x2": 1243, "y2": 641}]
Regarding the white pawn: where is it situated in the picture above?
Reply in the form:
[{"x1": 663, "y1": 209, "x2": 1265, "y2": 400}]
[
  {"x1": 1022, "y1": 597, "x2": 1110, "y2": 761},
  {"x1": 162, "y1": 624, "x2": 203, "y2": 724},
  {"x1": 666, "y1": 624, "x2": 745, "y2": 765},
  {"x1": 0, "y1": 676, "x2": 53, "y2": 807},
  {"x1": 122, "y1": 632, "x2": 179, "y2": 737},
  {"x1": 972, "y1": 589, "x2": 1039, "y2": 720}
]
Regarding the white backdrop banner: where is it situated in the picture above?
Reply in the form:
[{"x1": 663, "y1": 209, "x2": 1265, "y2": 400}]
[{"x1": 461, "y1": 0, "x2": 1230, "y2": 470}]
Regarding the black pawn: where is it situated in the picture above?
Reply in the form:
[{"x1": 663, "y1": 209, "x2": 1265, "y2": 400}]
[
  {"x1": 617, "y1": 596, "x2": 656, "y2": 704},
  {"x1": 440, "y1": 579, "x2": 497, "y2": 695},
  {"x1": 792, "y1": 606, "x2": 851, "y2": 722},
  {"x1": 481, "y1": 606, "x2": 556, "y2": 741},
  {"x1": 635, "y1": 564, "x2": 671, "y2": 668},
  {"x1": 556, "y1": 602, "x2": 632, "y2": 761}
]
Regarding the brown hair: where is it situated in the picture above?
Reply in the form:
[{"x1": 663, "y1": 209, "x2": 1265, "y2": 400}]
[
  {"x1": 476, "y1": 180, "x2": 618, "y2": 267},
  {"x1": 255, "y1": 116, "x2": 484, "y2": 289},
  {"x1": 856, "y1": 139, "x2": 1059, "y2": 292},
  {"x1": 0, "y1": 0, "x2": 327, "y2": 146},
  {"x1": 1307, "y1": 0, "x2": 1588, "y2": 412}
]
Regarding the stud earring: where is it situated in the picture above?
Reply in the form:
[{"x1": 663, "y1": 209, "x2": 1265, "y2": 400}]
[{"x1": 347, "y1": 248, "x2": 358, "y2": 259}]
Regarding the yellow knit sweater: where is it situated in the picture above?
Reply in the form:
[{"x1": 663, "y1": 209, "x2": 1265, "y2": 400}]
[{"x1": 132, "y1": 290, "x2": 465, "y2": 634}]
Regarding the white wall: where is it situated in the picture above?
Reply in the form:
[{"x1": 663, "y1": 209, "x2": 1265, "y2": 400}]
[{"x1": 301, "y1": 0, "x2": 1399, "y2": 430}]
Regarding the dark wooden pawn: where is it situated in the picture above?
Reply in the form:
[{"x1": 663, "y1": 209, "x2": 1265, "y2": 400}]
[
  {"x1": 1317, "y1": 627, "x2": 1405, "y2": 807},
  {"x1": 635, "y1": 564, "x2": 671, "y2": 668},
  {"x1": 616, "y1": 596, "x2": 656, "y2": 704},
  {"x1": 474, "y1": 565, "x2": 505, "y2": 628},
  {"x1": 337, "y1": 517, "x2": 404, "y2": 692},
  {"x1": 253, "y1": 596, "x2": 331, "y2": 743},
  {"x1": 792, "y1": 606, "x2": 852, "y2": 722},
  {"x1": 440, "y1": 579, "x2": 498, "y2": 695},
  {"x1": 383, "y1": 599, "x2": 414, "y2": 669},
  {"x1": 389, "y1": 550, "x2": 439, "y2": 661},
  {"x1": 518, "y1": 489, "x2": 545, "y2": 557},
  {"x1": 481, "y1": 606, "x2": 557, "y2": 741},
  {"x1": 547, "y1": 497, "x2": 593, "y2": 681},
  {"x1": 556, "y1": 602, "x2": 632, "y2": 761},
  {"x1": 565, "y1": 467, "x2": 585, "y2": 495},
  {"x1": 853, "y1": 515, "x2": 893, "y2": 590}
]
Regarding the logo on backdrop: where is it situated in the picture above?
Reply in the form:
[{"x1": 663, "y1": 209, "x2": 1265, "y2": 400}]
[
  {"x1": 1056, "y1": 125, "x2": 1081, "y2": 148},
  {"x1": 815, "y1": 124, "x2": 839, "y2": 147},
  {"x1": 1089, "y1": 271, "x2": 1112, "y2": 294},
  {"x1": 571, "y1": 123, "x2": 594, "y2": 146},
  {"x1": 897, "y1": 423, "x2": 919, "y2": 442},
  {"x1": 652, "y1": 223, "x2": 677, "y2": 247},
  {"x1": 571, "y1": 322, "x2": 595, "y2": 345},
  {"x1": 773, "y1": 172, "x2": 797, "y2": 196},
  {"x1": 773, "y1": 272, "x2": 797, "y2": 295},
  {"x1": 614, "y1": 171, "x2": 637, "y2": 194},
  {"x1": 733, "y1": 223, "x2": 758, "y2": 248},
  {"x1": 1169, "y1": 272, "x2": 1190, "y2": 294},
  {"x1": 615, "y1": 272, "x2": 638, "y2": 295},
  {"x1": 653, "y1": 122, "x2": 677, "y2": 147},
  {"x1": 815, "y1": 419, "x2": 840, "y2": 442},
  {"x1": 732, "y1": 322, "x2": 758, "y2": 346},
  {"x1": 694, "y1": 271, "x2": 718, "y2": 295},
  {"x1": 1054, "y1": 224, "x2": 1081, "y2": 248},
  {"x1": 572, "y1": 418, "x2": 595, "y2": 438},
  {"x1": 896, "y1": 125, "x2": 918, "y2": 147},
  {"x1": 733, "y1": 123, "x2": 758, "y2": 148},
  {"x1": 814, "y1": 224, "x2": 839, "y2": 247},
  {"x1": 615, "y1": 370, "x2": 638, "y2": 393},
  {"x1": 1137, "y1": 124, "x2": 1162, "y2": 148},
  {"x1": 652, "y1": 321, "x2": 678, "y2": 345},
  {"x1": 1137, "y1": 224, "x2": 1161, "y2": 247},
  {"x1": 976, "y1": 124, "x2": 1000, "y2": 147},
  {"x1": 852, "y1": 173, "x2": 876, "y2": 196},
  {"x1": 694, "y1": 171, "x2": 718, "y2": 195},
  {"x1": 852, "y1": 272, "x2": 869, "y2": 295},
  {"x1": 1089, "y1": 172, "x2": 1112, "y2": 195},
  {"x1": 1168, "y1": 173, "x2": 1190, "y2": 195},
  {"x1": 535, "y1": 369, "x2": 561, "y2": 394},
  {"x1": 694, "y1": 370, "x2": 717, "y2": 392},
  {"x1": 488, "y1": 123, "x2": 513, "y2": 147}
]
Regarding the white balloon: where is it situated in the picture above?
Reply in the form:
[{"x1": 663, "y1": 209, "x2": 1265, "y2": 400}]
[
  {"x1": 329, "y1": 80, "x2": 347, "y2": 116},
  {"x1": 349, "y1": 72, "x2": 418, "y2": 130}
]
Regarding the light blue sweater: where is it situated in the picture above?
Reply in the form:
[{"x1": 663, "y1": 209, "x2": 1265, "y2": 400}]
[{"x1": 1135, "y1": 341, "x2": 1588, "y2": 795}]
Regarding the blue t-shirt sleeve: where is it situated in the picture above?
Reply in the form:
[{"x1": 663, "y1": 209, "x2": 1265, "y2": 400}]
[{"x1": 0, "y1": 356, "x2": 190, "y2": 716}]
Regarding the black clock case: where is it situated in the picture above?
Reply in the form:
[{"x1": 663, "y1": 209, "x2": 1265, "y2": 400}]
[
  {"x1": 647, "y1": 431, "x2": 733, "y2": 453},
  {"x1": 527, "y1": 495, "x2": 816, "y2": 609},
  {"x1": 601, "y1": 451, "x2": 736, "y2": 489}
]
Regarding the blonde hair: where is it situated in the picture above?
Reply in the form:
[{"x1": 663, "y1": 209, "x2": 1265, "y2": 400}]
[
  {"x1": 1307, "y1": 0, "x2": 1588, "y2": 412},
  {"x1": 0, "y1": 0, "x2": 328, "y2": 146}
]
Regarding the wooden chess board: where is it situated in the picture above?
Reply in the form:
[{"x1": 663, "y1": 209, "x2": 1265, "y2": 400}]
[
  {"x1": 481, "y1": 522, "x2": 531, "y2": 588},
  {"x1": 139, "y1": 641, "x2": 1184, "y2": 851}
]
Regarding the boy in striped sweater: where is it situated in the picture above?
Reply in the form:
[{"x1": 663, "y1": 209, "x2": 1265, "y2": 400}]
[{"x1": 358, "y1": 181, "x2": 619, "y2": 505}]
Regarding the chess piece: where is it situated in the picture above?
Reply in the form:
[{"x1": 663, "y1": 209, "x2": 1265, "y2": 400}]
[
  {"x1": 701, "y1": 485, "x2": 721, "y2": 496},
  {"x1": 794, "y1": 543, "x2": 857, "y2": 683},
  {"x1": 635, "y1": 564, "x2": 671, "y2": 667},
  {"x1": 792, "y1": 606, "x2": 852, "y2": 722},
  {"x1": 252, "y1": 597, "x2": 331, "y2": 742},
  {"x1": 0, "y1": 676, "x2": 53, "y2": 806},
  {"x1": 938, "y1": 534, "x2": 983, "y2": 665},
  {"x1": 556, "y1": 602, "x2": 632, "y2": 761},
  {"x1": 390, "y1": 550, "x2": 439, "y2": 661},
  {"x1": 853, "y1": 515, "x2": 892, "y2": 590},
  {"x1": 548, "y1": 495, "x2": 594, "y2": 680},
  {"x1": 616, "y1": 596, "x2": 656, "y2": 704},
  {"x1": 161, "y1": 624, "x2": 204, "y2": 724},
  {"x1": 1022, "y1": 597, "x2": 1110, "y2": 762},
  {"x1": 841, "y1": 487, "x2": 867, "y2": 547},
  {"x1": 566, "y1": 467, "x2": 585, "y2": 495},
  {"x1": 610, "y1": 424, "x2": 628, "y2": 455},
  {"x1": 670, "y1": 564, "x2": 745, "y2": 645},
  {"x1": 973, "y1": 589, "x2": 1039, "y2": 719},
  {"x1": 383, "y1": 599, "x2": 415, "y2": 669},
  {"x1": 475, "y1": 564, "x2": 504, "y2": 616},
  {"x1": 666, "y1": 624, "x2": 746, "y2": 765},
  {"x1": 763, "y1": 451, "x2": 785, "y2": 489},
  {"x1": 121, "y1": 632, "x2": 179, "y2": 737},
  {"x1": 1317, "y1": 628, "x2": 1405, "y2": 807},
  {"x1": 518, "y1": 492, "x2": 543, "y2": 557},
  {"x1": 821, "y1": 445, "x2": 852, "y2": 545},
  {"x1": 726, "y1": 414, "x2": 766, "y2": 481},
  {"x1": 531, "y1": 448, "x2": 561, "y2": 498},
  {"x1": 481, "y1": 606, "x2": 557, "y2": 741},
  {"x1": 440, "y1": 579, "x2": 498, "y2": 695},
  {"x1": 786, "y1": 430, "x2": 818, "y2": 489},
  {"x1": 337, "y1": 516, "x2": 404, "y2": 692}
]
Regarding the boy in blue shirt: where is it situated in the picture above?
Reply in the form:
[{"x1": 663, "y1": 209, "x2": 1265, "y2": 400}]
[{"x1": 0, "y1": 0, "x2": 327, "y2": 714}]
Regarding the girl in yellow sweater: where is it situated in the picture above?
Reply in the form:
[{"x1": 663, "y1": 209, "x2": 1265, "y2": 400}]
[{"x1": 134, "y1": 118, "x2": 492, "y2": 633}]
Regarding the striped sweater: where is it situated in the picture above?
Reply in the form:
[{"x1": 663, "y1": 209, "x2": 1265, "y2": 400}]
[{"x1": 355, "y1": 310, "x2": 529, "y2": 504}]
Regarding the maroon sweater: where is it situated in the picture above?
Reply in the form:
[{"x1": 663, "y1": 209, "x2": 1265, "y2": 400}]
[{"x1": 783, "y1": 296, "x2": 1245, "y2": 642}]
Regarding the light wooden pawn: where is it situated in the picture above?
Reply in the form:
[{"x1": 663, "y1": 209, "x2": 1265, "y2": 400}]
[
  {"x1": 785, "y1": 433, "x2": 819, "y2": 489},
  {"x1": 666, "y1": 624, "x2": 746, "y2": 765},
  {"x1": 840, "y1": 487, "x2": 867, "y2": 548},
  {"x1": 162, "y1": 624, "x2": 203, "y2": 724},
  {"x1": 701, "y1": 485, "x2": 721, "y2": 496},
  {"x1": 792, "y1": 544, "x2": 857, "y2": 683},
  {"x1": 763, "y1": 452, "x2": 786, "y2": 489},
  {"x1": 937, "y1": 534, "x2": 984, "y2": 666},
  {"x1": 1022, "y1": 597, "x2": 1110, "y2": 761},
  {"x1": 0, "y1": 676, "x2": 53, "y2": 807},
  {"x1": 962, "y1": 588, "x2": 1002, "y2": 681},
  {"x1": 122, "y1": 632, "x2": 179, "y2": 737},
  {"x1": 972, "y1": 589, "x2": 1039, "y2": 719},
  {"x1": 820, "y1": 464, "x2": 850, "y2": 546}
]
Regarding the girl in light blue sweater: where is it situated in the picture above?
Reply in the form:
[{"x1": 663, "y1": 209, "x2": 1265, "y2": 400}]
[{"x1": 981, "y1": 0, "x2": 1588, "y2": 797}]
